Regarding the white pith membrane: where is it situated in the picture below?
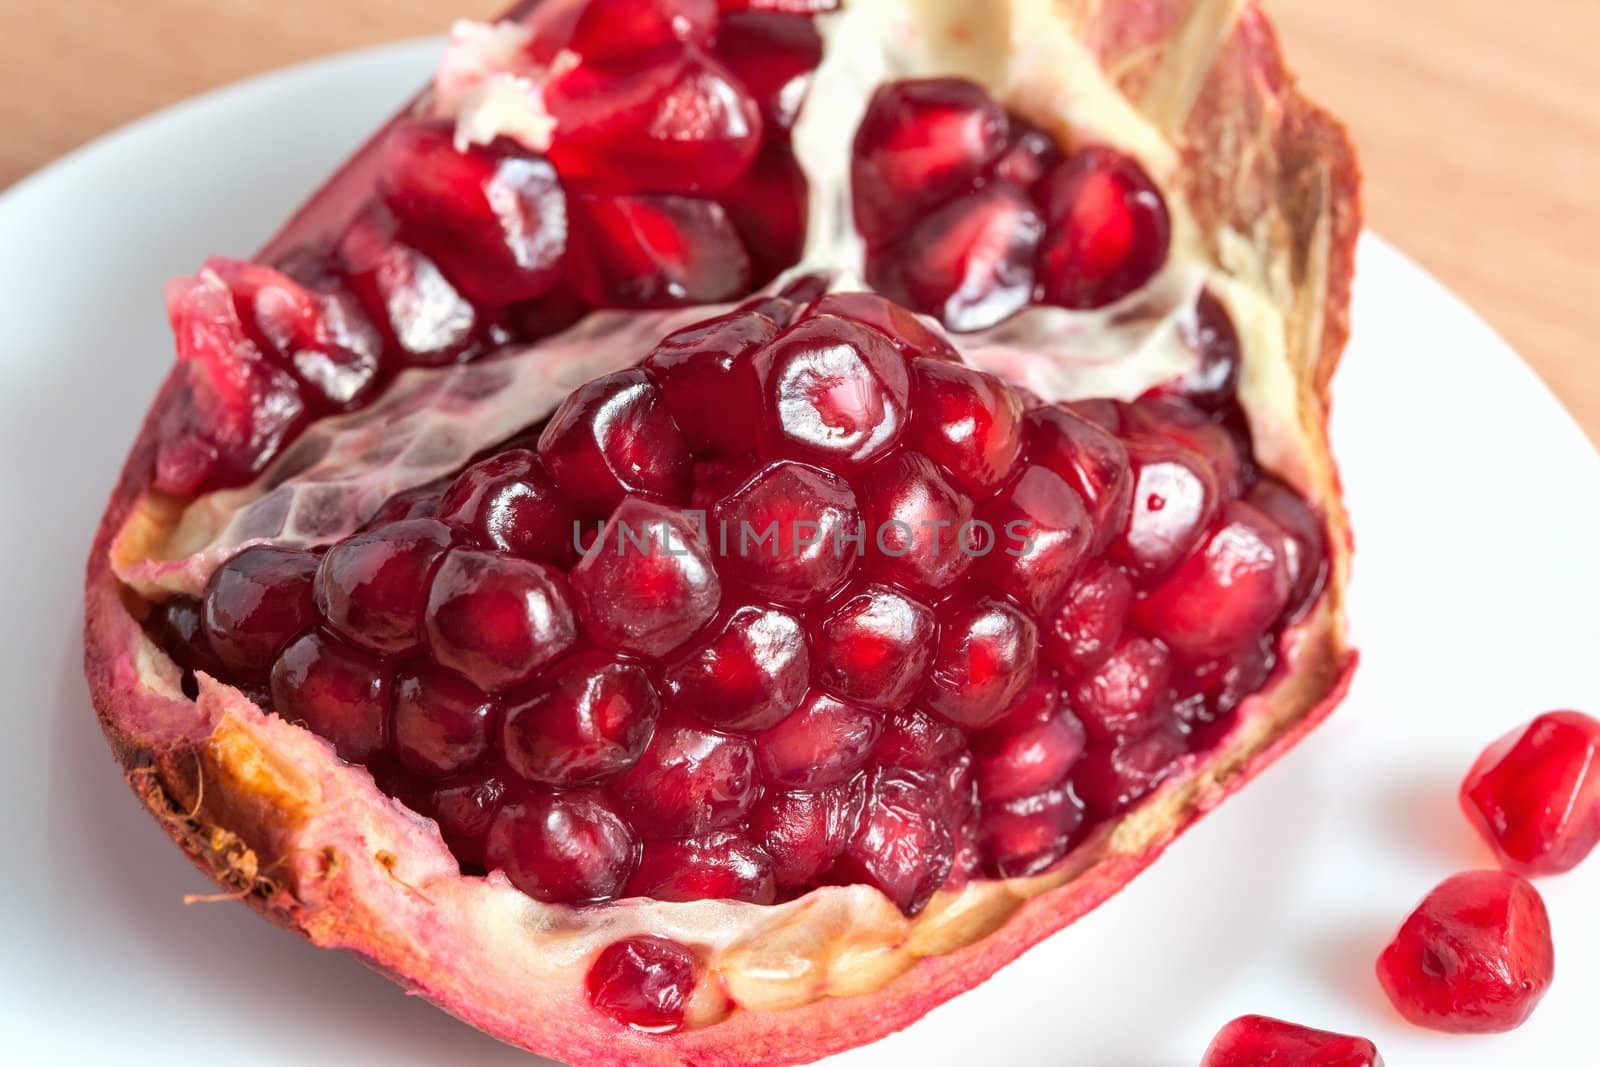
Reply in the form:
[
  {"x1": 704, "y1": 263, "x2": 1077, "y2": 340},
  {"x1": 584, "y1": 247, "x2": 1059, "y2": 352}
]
[{"x1": 93, "y1": 0, "x2": 1356, "y2": 1054}]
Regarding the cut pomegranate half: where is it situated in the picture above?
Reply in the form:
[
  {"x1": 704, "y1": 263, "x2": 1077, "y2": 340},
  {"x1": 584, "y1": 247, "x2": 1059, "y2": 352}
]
[{"x1": 84, "y1": 0, "x2": 1359, "y2": 1063}]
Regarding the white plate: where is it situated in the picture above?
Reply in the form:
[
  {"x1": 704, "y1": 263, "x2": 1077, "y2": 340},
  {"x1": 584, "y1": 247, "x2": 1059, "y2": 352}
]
[{"x1": 1, "y1": 39, "x2": 1596, "y2": 1067}]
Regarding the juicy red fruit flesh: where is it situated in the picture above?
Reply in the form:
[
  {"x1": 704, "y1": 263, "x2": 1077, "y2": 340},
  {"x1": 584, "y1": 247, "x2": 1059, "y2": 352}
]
[
  {"x1": 1201, "y1": 1015, "x2": 1384, "y2": 1067},
  {"x1": 1461, "y1": 710, "x2": 1600, "y2": 876},
  {"x1": 587, "y1": 936, "x2": 699, "y2": 1034},
  {"x1": 1376, "y1": 870, "x2": 1554, "y2": 1034}
]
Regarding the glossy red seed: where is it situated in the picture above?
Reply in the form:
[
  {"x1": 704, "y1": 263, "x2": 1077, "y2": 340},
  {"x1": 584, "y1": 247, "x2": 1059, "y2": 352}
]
[
  {"x1": 1043, "y1": 560, "x2": 1133, "y2": 676},
  {"x1": 1376, "y1": 870, "x2": 1554, "y2": 1033},
  {"x1": 754, "y1": 316, "x2": 911, "y2": 468},
  {"x1": 501, "y1": 652, "x2": 659, "y2": 788},
  {"x1": 1036, "y1": 146, "x2": 1170, "y2": 309},
  {"x1": 1173, "y1": 290, "x2": 1243, "y2": 412},
  {"x1": 748, "y1": 780, "x2": 863, "y2": 888},
  {"x1": 566, "y1": 194, "x2": 752, "y2": 308},
  {"x1": 1174, "y1": 636, "x2": 1275, "y2": 726},
  {"x1": 424, "y1": 549, "x2": 578, "y2": 691},
  {"x1": 980, "y1": 785, "x2": 1085, "y2": 877},
  {"x1": 1133, "y1": 501, "x2": 1292, "y2": 660},
  {"x1": 1024, "y1": 405, "x2": 1133, "y2": 553},
  {"x1": 1201, "y1": 1015, "x2": 1384, "y2": 1067},
  {"x1": 1110, "y1": 435, "x2": 1220, "y2": 581},
  {"x1": 587, "y1": 936, "x2": 697, "y2": 1035},
  {"x1": 875, "y1": 708, "x2": 968, "y2": 775},
  {"x1": 270, "y1": 630, "x2": 388, "y2": 763},
  {"x1": 570, "y1": 500, "x2": 721, "y2": 656},
  {"x1": 1461, "y1": 710, "x2": 1600, "y2": 876},
  {"x1": 713, "y1": 11, "x2": 822, "y2": 130},
  {"x1": 712, "y1": 461, "x2": 860, "y2": 607},
  {"x1": 719, "y1": 0, "x2": 839, "y2": 10},
  {"x1": 813, "y1": 585, "x2": 935, "y2": 711},
  {"x1": 565, "y1": 0, "x2": 716, "y2": 62},
  {"x1": 1247, "y1": 476, "x2": 1329, "y2": 622},
  {"x1": 972, "y1": 705, "x2": 1086, "y2": 804},
  {"x1": 378, "y1": 120, "x2": 566, "y2": 307},
  {"x1": 202, "y1": 546, "x2": 319, "y2": 675},
  {"x1": 990, "y1": 121, "x2": 1062, "y2": 191},
  {"x1": 1125, "y1": 394, "x2": 1246, "y2": 498},
  {"x1": 719, "y1": 139, "x2": 809, "y2": 288},
  {"x1": 907, "y1": 358, "x2": 1025, "y2": 495},
  {"x1": 315, "y1": 518, "x2": 453, "y2": 656},
  {"x1": 642, "y1": 308, "x2": 776, "y2": 456},
  {"x1": 484, "y1": 789, "x2": 639, "y2": 904},
  {"x1": 1073, "y1": 724, "x2": 1187, "y2": 814},
  {"x1": 1069, "y1": 634, "x2": 1174, "y2": 741},
  {"x1": 920, "y1": 596, "x2": 1039, "y2": 729},
  {"x1": 871, "y1": 182, "x2": 1043, "y2": 332},
  {"x1": 660, "y1": 605, "x2": 811, "y2": 732},
  {"x1": 537, "y1": 369, "x2": 692, "y2": 516},
  {"x1": 626, "y1": 832, "x2": 777, "y2": 904},
  {"x1": 613, "y1": 720, "x2": 759, "y2": 839},
  {"x1": 755, "y1": 691, "x2": 883, "y2": 789},
  {"x1": 859, "y1": 452, "x2": 977, "y2": 593},
  {"x1": 390, "y1": 663, "x2": 495, "y2": 777},
  {"x1": 337, "y1": 210, "x2": 479, "y2": 367},
  {"x1": 807, "y1": 292, "x2": 960, "y2": 362},
  {"x1": 836, "y1": 768, "x2": 955, "y2": 916},
  {"x1": 427, "y1": 767, "x2": 508, "y2": 867},
  {"x1": 155, "y1": 598, "x2": 224, "y2": 678},
  {"x1": 438, "y1": 449, "x2": 579, "y2": 567},
  {"x1": 977, "y1": 465, "x2": 1094, "y2": 614},
  {"x1": 850, "y1": 78, "x2": 1009, "y2": 246}
]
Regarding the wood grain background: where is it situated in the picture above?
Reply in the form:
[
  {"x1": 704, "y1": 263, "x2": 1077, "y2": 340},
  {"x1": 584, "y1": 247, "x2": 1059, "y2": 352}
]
[{"x1": 2, "y1": 0, "x2": 1596, "y2": 442}]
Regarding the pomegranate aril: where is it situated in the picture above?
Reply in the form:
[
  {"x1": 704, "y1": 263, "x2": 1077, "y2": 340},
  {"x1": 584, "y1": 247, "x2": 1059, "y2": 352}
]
[
  {"x1": 378, "y1": 120, "x2": 565, "y2": 307},
  {"x1": 749, "y1": 780, "x2": 863, "y2": 888},
  {"x1": 270, "y1": 630, "x2": 388, "y2": 763},
  {"x1": 428, "y1": 766, "x2": 508, "y2": 867},
  {"x1": 1069, "y1": 634, "x2": 1174, "y2": 741},
  {"x1": 1110, "y1": 434, "x2": 1220, "y2": 580},
  {"x1": 661, "y1": 605, "x2": 810, "y2": 731},
  {"x1": 154, "y1": 597, "x2": 224, "y2": 679},
  {"x1": 1036, "y1": 146, "x2": 1170, "y2": 309},
  {"x1": 1247, "y1": 476, "x2": 1330, "y2": 621},
  {"x1": 367, "y1": 477, "x2": 451, "y2": 527},
  {"x1": 1173, "y1": 291, "x2": 1243, "y2": 412},
  {"x1": 1174, "y1": 636, "x2": 1275, "y2": 726},
  {"x1": 537, "y1": 369, "x2": 692, "y2": 515},
  {"x1": 719, "y1": 0, "x2": 839, "y2": 10},
  {"x1": 338, "y1": 210, "x2": 479, "y2": 367},
  {"x1": 719, "y1": 139, "x2": 809, "y2": 289},
  {"x1": 1201, "y1": 1015, "x2": 1384, "y2": 1067},
  {"x1": 876, "y1": 708, "x2": 967, "y2": 774},
  {"x1": 566, "y1": 194, "x2": 752, "y2": 308},
  {"x1": 202, "y1": 546, "x2": 319, "y2": 676},
  {"x1": 1461, "y1": 710, "x2": 1600, "y2": 876},
  {"x1": 1132, "y1": 501, "x2": 1292, "y2": 661},
  {"x1": 1376, "y1": 870, "x2": 1554, "y2": 1033},
  {"x1": 871, "y1": 182, "x2": 1043, "y2": 332},
  {"x1": 1074, "y1": 724, "x2": 1186, "y2": 814},
  {"x1": 920, "y1": 596, "x2": 1039, "y2": 729},
  {"x1": 836, "y1": 768, "x2": 955, "y2": 916},
  {"x1": 587, "y1": 936, "x2": 698, "y2": 1035},
  {"x1": 1125, "y1": 394, "x2": 1247, "y2": 499},
  {"x1": 713, "y1": 11, "x2": 822, "y2": 130},
  {"x1": 644, "y1": 308, "x2": 776, "y2": 456},
  {"x1": 571, "y1": 500, "x2": 721, "y2": 656},
  {"x1": 614, "y1": 720, "x2": 758, "y2": 839},
  {"x1": 850, "y1": 78, "x2": 1009, "y2": 247},
  {"x1": 980, "y1": 785, "x2": 1085, "y2": 878},
  {"x1": 973, "y1": 702, "x2": 1086, "y2": 804},
  {"x1": 808, "y1": 293, "x2": 960, "y2": 363},
  {"x1": 976, "y1": 465, "x2": 1093, "y2": 614},
  {"x1": 990, "y1": 122, "x2": 1062, "y2": 191},
  {"x1": 315, "y1": 518, "x2": 452, "y2": 656},
  {"x1": 438, "y1": 449, "x2": 579, "y2": 567},
  {"x1": 501, "y1": 651, "x2": 658, "y2": 788},
  {"x1": 565, "y1": 0, "x2": 716, "y2": 63},
  {"x1": 712, "y1": 461, "x2": 860, "y2": 607},
  {"x1": 627, "y1": 832, "x2": 777, "y2": 904},
  {"x1": 485, "y1": 789, "x2": 639, "y2": 904},
  {"x1": 424, "y1": 549, "x2": 578, "y2": 691},
  {"x1": 1024, "y1": 404, "x2": 1133, "y2": 553},
  {"x1": 859, "y1": 452, "x2": 977, "y2": 593},
  {"x1": 814, "y1": 585, "x2": 935, "y2": 711},
  {"x1": 1043, "y1": 560, "x2": 1133, "y2": 676},
  {"x1": 390, "y1": 663, "x2": 495, "y2": 777},
  {"x1": 907, "y1": 358, "x2": 1024, "y2": 495},
  {"x1": 756, "y1": 691, "x2": 882, "y2": 789}
]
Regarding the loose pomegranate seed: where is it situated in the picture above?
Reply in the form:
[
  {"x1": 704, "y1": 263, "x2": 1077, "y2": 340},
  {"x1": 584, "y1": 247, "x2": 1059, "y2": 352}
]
[
  {"x1": 614, "y1": 720, "x2": 758, "y2": 839},
  {"x1": 836, "y1": 768, "x2": 955, "y2": 915},
  {"x1": 712, "y1": 461, "x2": 860, "y2": 606},
  {"x1": 850, "y1": 79, "x2": 1009, "y2": 247},
  {"x1": 813, "y1": 585, "x2": 935, "y2": 710},
  {"x1": 808, "y1": 292, "x2": 960, "y2": 363},
  {"x1": 749, "y1": 779, "x2": 863, "y2": 888},
  {"x1": 427, "y1": 766, "x2": 508, "y2": 867},
  {"x1": 756, "y1": 691, "x2": 882, "y2": 789},
  {"x1": 1247, "y1": 476, "x2": 1330, "y2": 621},
  {"x1": 587, "y1": 936, "x2": 698, "y2": 1034},
  {"x1": 1111, "y1": 435, "x2": 1220, "y2": 580},
  {"x1": 972, "y1": 700, "x2": 1086, "y2": 804},
  {"x1": 378, "y1": 120, "x2": 566, "y2": 307},
  {"x1": 337, "y1": 210, "x2": 480, "y2": 367},
  {"x1": 1069, "y1": 634, "x2": 1174, "y2": 741},
  {"x1": 1074, "y1": 724, "x2": 1187, "y2": 814},
  {"x1": 1036, "y1": 146, "x2": 1170, "y2": 309},
  {"x1": 201, "y1": 546, "x2": 319, "y2": 676},
  {"x1": 1376, "y1": 870, "x2": 1554, "y2": 1033},
  {"x1": 1043, "y1": 560, "x2": 1133, "y2": 676},
  {"x1": 1201, "y1": 1015, "x2": 1384, "y2": 1067},
  {"x1": 485, "y1": 790, "x2": 639, "y2": 904},
  {"x1": 390, "y1": 663, "x2": 495, "y2": 777},
  {"x1": 661, "y1": 605, "x2": 810, "y2": 731},
  {"x1": 566, "y1": 194, "x2": 752, "y2": 308},
  {"x1": 980, "y1": 785, "x2": 1085, "y2": 877},
  {"x1": 643, "y1": 308, "x2": 777, "y2": 457},
  {"x1": 501, "y1": 651, "x2": 659, "y2": 788},
  {"x1": 713, "y1": 11, "x2": 822, "y2": 130},
  {"x1": 563, "y1": 0, "x2": 716, "y2": 63},
  {"x1": 921, "y1": 596, "x2": 1039, "y2": 729},
  {"x1": 907, "y1": 359, "x2": 1024, "y2": 495},
  {"x1": 438, "y1": 449, "x2": 579, "y2": 567},
  {"x1": 270, "y1": 630, "x2": 388, "y2": 763},
  {"x1": 315, "y1": 518, "x2": 453, "y2": 656},
  {"x1": 424, "y1": 549, "x2": 579, "y2": 691},
  {"x1": 537, "y1": 369, "x2": 692, "y2": 516},
  {"x1": 570, "y1": 500, "x2": 721, "y2": 656},
  {"x1": 977, "y1": 465, "x2": 1093, "y2": 614},
  {"x1": 858, "y1": 452, "x2": 977, "y2": 593},
  {"x1": 627, "y1": 832, "x2": 777, "y2": 904},
  {"x1": 1461, "y1": 710, "x2": 1600, "y2": 876},
  {"x1": 1024, "y1": 405, "x2": 1133, "y2": 553},
  {"x1": 1173, "y1": 291, "x2": 1243, "y2": 412}
]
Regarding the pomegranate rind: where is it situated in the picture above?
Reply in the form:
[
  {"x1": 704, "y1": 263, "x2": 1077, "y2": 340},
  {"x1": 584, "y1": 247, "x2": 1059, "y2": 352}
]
[{"x1": 84, "y1": 2, "x2": 1359, "y2": 1064}]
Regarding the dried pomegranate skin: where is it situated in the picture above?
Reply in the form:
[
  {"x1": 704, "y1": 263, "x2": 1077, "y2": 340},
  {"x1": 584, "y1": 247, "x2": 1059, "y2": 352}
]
[
  {"x1": 1375, "y1": 870, "x2": 1555, "y2": 1034},
  {"x1": 85, "y1": 1, "x2": 1360, "y2": 1063},
  {"x1": 1201, "y1": 1015, "x2": 1383, "y2": 1067},
  {"x1": 1460, "y1": 710, "x2": 1600, "y2": 876}
]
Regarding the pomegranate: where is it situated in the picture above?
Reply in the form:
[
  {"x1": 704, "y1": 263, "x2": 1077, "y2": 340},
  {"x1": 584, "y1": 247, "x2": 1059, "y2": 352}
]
[
  {"x1": 1375, "y1": 870, "x2": 1555, "y2": 1033},
  {"x1": 1200, "y1": 1015, "x2": 1383, "y2": 1067},
  {"x1": 84, "y1": 0, "x2": 1359, "y2": 1062},
  {"x1": 1461, "y1": 710, "x2": 1600, "y2": 876}
]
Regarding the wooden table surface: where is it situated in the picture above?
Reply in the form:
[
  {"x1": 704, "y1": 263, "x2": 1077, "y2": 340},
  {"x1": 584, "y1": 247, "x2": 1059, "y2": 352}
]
[{"x1": 3, "y1": 0, "x2": 1596, "y2": 443}]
